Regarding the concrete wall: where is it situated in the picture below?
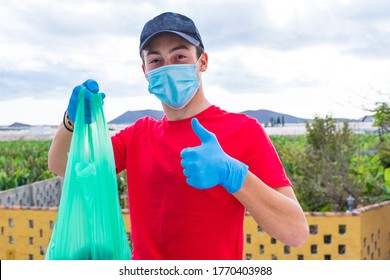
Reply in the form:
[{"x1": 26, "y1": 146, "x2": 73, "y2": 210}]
[{"x1": 0, "y1": 177, "x2": 62, "y2": 207}]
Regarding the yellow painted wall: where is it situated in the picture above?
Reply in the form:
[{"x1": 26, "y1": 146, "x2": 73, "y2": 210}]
[
  {"x1": 0, "y1": 206, "x2": 130, "y2": 260},
  {"x1": 0, "y1": 207, "x2": 57, "y2": 260},
  {"x1": 359, "y1": 203, "x2": 390, "y2": 260},
  {"x1": 1, "y1": 201, "x2": 389, "y2": 260},
  {"x1": 244, "y1": 201, "x2": 390, "y2": 260},
  {"x1": 244, "y1": 213, "x2": 362, "y2": 260}
]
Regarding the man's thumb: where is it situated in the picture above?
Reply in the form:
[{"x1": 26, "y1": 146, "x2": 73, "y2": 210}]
[{"x1": 191, "y1": 118, "x2": 214, "y2": 143}]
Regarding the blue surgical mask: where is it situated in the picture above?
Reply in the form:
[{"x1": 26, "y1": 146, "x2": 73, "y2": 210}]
[{"x1": 146, "y1": 58, "x2": 201, "y2": 110}]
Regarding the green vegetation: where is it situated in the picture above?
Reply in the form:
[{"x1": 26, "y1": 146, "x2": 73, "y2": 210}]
[
  {"x1": 371, "y1": 101, "x2": 390, "y2": 169},
  {"x1": 0, "y1": 140, "x2": 55, "y2": 191},
  {"x1": 271, "y1": 117, "x2": 390, "y2": 212},
  {"x1": 1, "y1": 100, "x2": 389, "y2": 212},
  {"x1": 0, "y1": 140, "x2": 128, "y2": 207}
]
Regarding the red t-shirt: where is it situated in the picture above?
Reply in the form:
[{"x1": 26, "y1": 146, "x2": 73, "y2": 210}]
[{"x1": 111, "y1": 105, "x2": 291, "y2": 260}]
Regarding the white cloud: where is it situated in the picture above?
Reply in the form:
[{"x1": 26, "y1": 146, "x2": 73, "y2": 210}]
[{"x1": 0, "y1": 0, "x2": 390, "y2": 125}]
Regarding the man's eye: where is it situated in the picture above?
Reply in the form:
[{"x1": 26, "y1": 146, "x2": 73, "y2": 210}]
[{"x1": 150, "y1": 59, "x2": 160, "y2": 64}]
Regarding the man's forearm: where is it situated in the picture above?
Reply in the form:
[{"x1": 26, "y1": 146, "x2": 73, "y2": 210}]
[
  {"x1": 48, "y1": 122, "x2": 72, "y2": 177},
  {"x1": 233, "y1": 171, "x2": 309, "y2": 247}
]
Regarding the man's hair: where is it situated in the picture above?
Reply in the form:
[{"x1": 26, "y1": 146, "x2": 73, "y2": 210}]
[{"x1": 196, "y1": 45, "x2": 204, "y2": 59}]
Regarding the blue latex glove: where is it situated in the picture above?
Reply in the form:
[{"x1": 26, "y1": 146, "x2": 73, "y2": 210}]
[
  {"x1": 67, "y1": 79, "x2": 106, "y2": 124},
  {"x1": 180, "y1": 118, "x2": 249, "y2": 194}
]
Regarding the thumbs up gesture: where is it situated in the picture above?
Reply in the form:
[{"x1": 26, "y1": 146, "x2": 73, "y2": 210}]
[{"x1": 180, "y1": 118, "x2": 248, "y2": 194}]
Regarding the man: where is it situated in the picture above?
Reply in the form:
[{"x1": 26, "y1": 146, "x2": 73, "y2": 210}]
[{"x1": 48, "y1": 12, "x2": 308, "y2": 260}]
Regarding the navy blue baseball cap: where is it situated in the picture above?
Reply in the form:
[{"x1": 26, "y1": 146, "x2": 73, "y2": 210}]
[{"x1": 139, "y1": 12, "x2": 204, "y2": 53}]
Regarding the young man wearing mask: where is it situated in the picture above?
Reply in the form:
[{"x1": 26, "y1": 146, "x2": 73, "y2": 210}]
[{"x1": 48, "y1": 12, "x2": 308, "y2": 260}]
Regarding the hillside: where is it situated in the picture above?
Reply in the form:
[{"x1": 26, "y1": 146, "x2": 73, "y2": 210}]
[
  {"x1": 241, "y1": 109, "x2": 308, "y2": 124},
  {"x1": 109, "y1": 110, "x2": 164, "y2": 124},
  {"x1": 109, "y1": 109, "x2": 310, "y2": 124},
  {"x1": 9, "y1": 122, "x2": 31, "y2": 128}
]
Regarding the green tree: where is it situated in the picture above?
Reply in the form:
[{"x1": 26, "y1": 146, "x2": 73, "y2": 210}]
[
  {"x1": 295, "y1": 116, "x2": 360, "y2": 211},
  {"x1": 371, "y1": 101, "x2": 390, "y2": 169},
  {"x1": 368, "y1": 100, "x2": 390, "y2": 200}
]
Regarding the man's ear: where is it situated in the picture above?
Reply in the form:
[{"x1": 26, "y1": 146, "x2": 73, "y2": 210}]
[{"x1": 199, "y1": 52, "x2": 208, "y2": 72}]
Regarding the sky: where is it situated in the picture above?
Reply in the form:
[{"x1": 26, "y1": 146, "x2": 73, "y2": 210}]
[{"x1": 1, "y1": 0, "x2": 390, "y2": 125}]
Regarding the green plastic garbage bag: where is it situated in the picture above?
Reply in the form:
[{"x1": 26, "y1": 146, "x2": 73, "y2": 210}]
[{"x1": 46, "y1": 89, "x2": 131, "y2": 260}]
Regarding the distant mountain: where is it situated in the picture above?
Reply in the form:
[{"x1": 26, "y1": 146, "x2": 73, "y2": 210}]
[
  {"x1": 9, "y1": 122, "x2": 31, "y2": 128},
  {"x1": 108, "y1": 109, "x2": 310, "y2": 125},
  {"x1": 109, "y1": 110, "x2": 164, "y2": 124},
  {"x1": 241, "y1": 109, "x2": 309, "y2": 124}
]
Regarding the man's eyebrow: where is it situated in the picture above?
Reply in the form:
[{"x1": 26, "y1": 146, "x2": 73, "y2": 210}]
[
  {"x1": 169, "y1": 45, "x2": 190, "y2": 53},
  {"x1": 145, "y1": 45, "x2": 190, "y2": 57},
  {"x1": 145, "y1": 50, "x2": 160, "y2": 57}
]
